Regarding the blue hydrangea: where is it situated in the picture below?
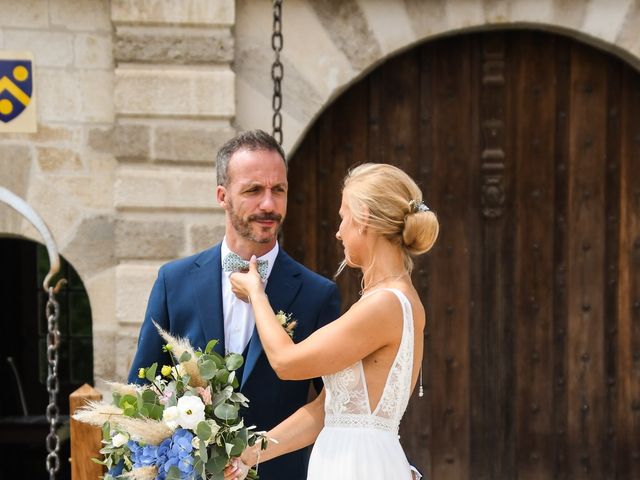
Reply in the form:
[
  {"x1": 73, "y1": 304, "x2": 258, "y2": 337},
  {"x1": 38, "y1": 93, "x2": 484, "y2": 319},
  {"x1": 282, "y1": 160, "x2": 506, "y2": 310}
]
[
  {"x1": 126, "y1": 429, "x2": 195, "y2": 479},
  {"x1": 106, "y1": 459, "x2": 124, "y2": 477}
]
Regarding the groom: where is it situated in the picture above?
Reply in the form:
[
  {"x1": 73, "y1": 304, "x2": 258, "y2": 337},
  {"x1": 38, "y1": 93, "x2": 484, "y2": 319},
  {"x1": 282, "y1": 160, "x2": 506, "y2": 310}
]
[{"x1": 128, "y1": 129, "x2": 341, "y2": 479}]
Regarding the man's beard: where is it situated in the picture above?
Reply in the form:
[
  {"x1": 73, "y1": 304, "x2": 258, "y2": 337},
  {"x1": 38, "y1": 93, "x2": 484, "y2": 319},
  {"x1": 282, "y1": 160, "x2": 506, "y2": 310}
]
[{"x1": 228, "y1": 199, "x2": 283, "y2": 244}]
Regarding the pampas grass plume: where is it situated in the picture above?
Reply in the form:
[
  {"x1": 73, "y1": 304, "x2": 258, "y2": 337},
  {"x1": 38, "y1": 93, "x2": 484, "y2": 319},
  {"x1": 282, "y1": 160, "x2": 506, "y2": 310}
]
[
  {"x1": 124, "y1": 466, "x2": 158, "y2": 479},
  {"x1": 153, "y1": 321, "x2": 207, "y2": 388},
  {"x1": 73, "y1": 402, "x2": 173, "y2": 445}
]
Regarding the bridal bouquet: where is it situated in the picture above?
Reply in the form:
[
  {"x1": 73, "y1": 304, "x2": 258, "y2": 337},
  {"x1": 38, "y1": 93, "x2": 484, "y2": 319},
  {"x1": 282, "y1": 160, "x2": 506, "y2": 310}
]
[{"x1": 74, "y1": 324, "x2": 266, "y2": 480}]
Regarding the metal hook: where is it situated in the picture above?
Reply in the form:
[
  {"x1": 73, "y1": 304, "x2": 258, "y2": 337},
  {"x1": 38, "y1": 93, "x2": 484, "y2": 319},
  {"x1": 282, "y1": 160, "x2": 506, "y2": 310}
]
[{"x1": 0, "y1": 187, "x2": 64, "y2": 291}]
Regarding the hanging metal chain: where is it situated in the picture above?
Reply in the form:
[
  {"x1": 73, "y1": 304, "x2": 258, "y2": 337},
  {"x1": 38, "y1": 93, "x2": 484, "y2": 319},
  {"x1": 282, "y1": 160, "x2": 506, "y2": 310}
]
[
  {"x1": 45, "y1": 286, "x2": 61, "y2": 479},
  {"x1": 271, "y1": 0, "x2": 284, "y2": 145}
]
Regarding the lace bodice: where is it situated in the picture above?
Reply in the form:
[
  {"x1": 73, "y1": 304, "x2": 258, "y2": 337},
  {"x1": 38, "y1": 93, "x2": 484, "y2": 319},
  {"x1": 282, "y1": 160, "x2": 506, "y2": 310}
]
[{"x1": 322, "y1": 289, "x2": 415, "y2": 434}]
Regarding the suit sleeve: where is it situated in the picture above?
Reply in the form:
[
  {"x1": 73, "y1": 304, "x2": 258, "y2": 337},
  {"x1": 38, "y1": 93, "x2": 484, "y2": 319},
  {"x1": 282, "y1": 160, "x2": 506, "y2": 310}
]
[
  {"x1": 127, "y1": 267, "x2": 172, "y2": 384},
  {"x1": 312, "y1": 281, "x2": 341, "y2": 392}
]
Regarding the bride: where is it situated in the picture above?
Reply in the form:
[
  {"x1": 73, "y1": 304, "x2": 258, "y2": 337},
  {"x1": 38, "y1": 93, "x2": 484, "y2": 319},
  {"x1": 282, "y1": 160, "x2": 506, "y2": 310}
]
[{"x1": 224, "y1": 163, "x2": 439, "y2": 480}]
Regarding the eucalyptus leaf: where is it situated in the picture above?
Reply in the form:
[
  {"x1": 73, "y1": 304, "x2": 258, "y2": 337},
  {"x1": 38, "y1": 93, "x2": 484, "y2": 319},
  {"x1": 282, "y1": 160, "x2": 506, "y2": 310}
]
[
  {"x1": 229, "y1": 436, "x2": 246, "y2": 456},
  {"x1": 206, "y1": 450, "x2": 228, "y2": 474},
  {"x1": 214, "y1": 403, "x2": 239, "y2": 421},
  {"x1": 145, "y1": 363, "x2": 157, "y2": 382},
  {"x1": 215, "y1": 369, "x2": 229, "y2": 384},
  {"x1": 199, "y1": 359, "x2": 217, "y2": 380},
  {"x1": 209, "y1": 351, "x2": 225, "y2": 368},
  {"x1": 196, "y1": 420, "x2": 212, "y2": 441},
  {"x1": 179, "y1": 351, "x2": 192, "y2": 362},
  {"x1": 141, "y1": 389, "x2": 157, "y2": 403},
  {"x1": 225, "y1": 353, "x2": 244, "y2": 371},
  {"x1": 205, "y1": 339, "x2": 218, "y2": 354},
  {"x1": 166, "y1": 466, "x2": 183, "y2": 480}
]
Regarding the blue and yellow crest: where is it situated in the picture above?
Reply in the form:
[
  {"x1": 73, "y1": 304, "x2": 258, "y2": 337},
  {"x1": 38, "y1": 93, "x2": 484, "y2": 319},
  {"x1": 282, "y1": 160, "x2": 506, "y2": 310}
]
[{"x1": 0, "y1": 59, "x2": 33, "y2": 123}]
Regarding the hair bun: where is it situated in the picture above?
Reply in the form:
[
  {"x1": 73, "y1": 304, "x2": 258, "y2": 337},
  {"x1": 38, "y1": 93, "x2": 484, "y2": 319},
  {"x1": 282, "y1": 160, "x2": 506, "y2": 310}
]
[{"x1": 402, "y1": 209, "x2": 439, "y2": 254}]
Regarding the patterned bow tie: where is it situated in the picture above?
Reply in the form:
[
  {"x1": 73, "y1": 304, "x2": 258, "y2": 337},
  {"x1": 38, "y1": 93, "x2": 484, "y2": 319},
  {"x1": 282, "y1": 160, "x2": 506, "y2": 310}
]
[{"x1": 222, "y1": 252, "x2": 269, "y2": 280}]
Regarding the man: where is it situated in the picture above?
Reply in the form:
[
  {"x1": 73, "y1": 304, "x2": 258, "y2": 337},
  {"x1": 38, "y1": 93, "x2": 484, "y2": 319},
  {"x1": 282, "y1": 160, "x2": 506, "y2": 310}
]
[{"x1": 128, "y1": 129, "x2": 341, "y2": 479}]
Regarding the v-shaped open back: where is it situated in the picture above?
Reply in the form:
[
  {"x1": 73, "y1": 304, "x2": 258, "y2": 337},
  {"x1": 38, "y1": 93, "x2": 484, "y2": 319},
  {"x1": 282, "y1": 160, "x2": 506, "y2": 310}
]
[{"x1": 321, "y1": 288, "x2": 415, "y2": 434}]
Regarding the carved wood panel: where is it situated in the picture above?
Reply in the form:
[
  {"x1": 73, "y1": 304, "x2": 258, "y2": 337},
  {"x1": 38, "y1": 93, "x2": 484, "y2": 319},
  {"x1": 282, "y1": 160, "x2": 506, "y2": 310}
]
[{"x1": 285, "y1": 30, "x2": 640, "y2": 480}]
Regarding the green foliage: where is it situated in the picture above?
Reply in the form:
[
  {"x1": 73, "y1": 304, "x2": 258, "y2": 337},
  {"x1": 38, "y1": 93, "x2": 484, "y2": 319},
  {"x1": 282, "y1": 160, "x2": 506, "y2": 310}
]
[{"x1": 90, "y1": 330, "x2": 267, "y2": 480}]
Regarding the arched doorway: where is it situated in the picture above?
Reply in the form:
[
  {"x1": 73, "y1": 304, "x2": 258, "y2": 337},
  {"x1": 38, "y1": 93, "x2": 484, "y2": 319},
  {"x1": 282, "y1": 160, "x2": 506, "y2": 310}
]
[
  {"x1": 284, "y1": 30, "x2": 640, "y2": 479},
  {"x1": 0, "y1": 237, "x2": 94, "y2": 478}
]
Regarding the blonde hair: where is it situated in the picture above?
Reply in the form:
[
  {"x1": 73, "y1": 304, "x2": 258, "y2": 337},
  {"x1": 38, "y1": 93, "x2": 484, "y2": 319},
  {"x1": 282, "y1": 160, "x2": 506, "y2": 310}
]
[{"x1": 339, "y1": 163, "x2": 439, "y2": 274}]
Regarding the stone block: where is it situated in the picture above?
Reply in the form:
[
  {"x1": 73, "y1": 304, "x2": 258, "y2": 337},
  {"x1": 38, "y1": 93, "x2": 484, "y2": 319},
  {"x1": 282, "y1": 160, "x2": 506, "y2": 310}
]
[
  {"x1": 115, "y1": 166, "x2": 218, "y2": 210},
  {"x1": 0, "y1": 144, "x2": 33, "y2": 197},
  {"x1": 236, "y1": 0, "x2": 352, "y2": 99},
  {"x1": 509, "y1": 0, "x2": 554, "y2": 24},
  {"x1": 54, "y1": 174, "x2": 114, "y2": 210},
  {"x1": 114, "y1": 68, "x2": 234, "y2": 118},
  {"x1": 115, "y1": 263, "x2": 160, "y2": 326},
  {"x1": 83, "y1": 268, "x2": 115, "y2": 329},
  {"x1": 0, "y1": 0, "x2": 49, "y2": 28},
  {"x1": 111, "y1": 0, "x2": 234, "y2": 26},
  {"x1": 582, "y1": 0, "x2": 630, "y2": 42},
  {"x1": 88, "y1": 126, "x2": 114, "y2": 154},
  {"x1": 189, "y1": 221, "x2": 225, "y2": 253},
  {"x1": 78, "y1": 70, "x2": 115, "y2": 123},
  {"x1": 1, "y1": 124, "x2": 81, "y2": 143},
  {"x1": 50, "y1": 0, "x2": 111, "y2": 31},
  {"x1": 27, "y1": 177, "x2": 82, "y2": 243},
  {"x1": 309, "y1": 0, "x2": 382, "y2": 72},
  {"x1": 114, "y1": 26, "x2": 233, "y2": 64},
  {"x1": 114, "y1": 122, "x2": 151, "y2": 160},
  {"x1": 36, "y1": 69, "x2": 81, "y2": 122},
  {"x1": 114, "y1": 331, "x2": 140, "y2": 381},
  {"x1": 62, "y1": 214, "x2": 116, "y2": 276},
  {"x1": 115, "y1": 218, "x2": 185, "y2": 259},
  {"x1": 75, "y1": 33, "x2": 113, "y2": 69},
  {"x1": 153, "y1": 122, "x2": 234, "y2": 164},
  {"x1": 92, "y1": 328, "x2": 116, "y2": 380},
  {"x1": 37, "y1": 146, "x2": 83, "y2": 172},
  {"x1": 358, "y1": 1, "x2": 418, "y2": 55},
  {"x1": 3, "y1": 30, "x2": 73, "y2": 67}
]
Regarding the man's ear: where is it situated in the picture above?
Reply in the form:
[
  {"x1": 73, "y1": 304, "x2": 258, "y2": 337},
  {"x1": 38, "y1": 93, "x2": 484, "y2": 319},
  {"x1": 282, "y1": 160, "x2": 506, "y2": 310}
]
[{"x1": 216, "y1": 185, "x2": 227, "y2": 209}]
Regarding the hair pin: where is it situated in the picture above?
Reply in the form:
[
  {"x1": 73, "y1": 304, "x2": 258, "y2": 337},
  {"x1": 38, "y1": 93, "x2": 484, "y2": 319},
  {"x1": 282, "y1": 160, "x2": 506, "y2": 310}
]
[{"x1": 409, "y1": 200, "x2": 430, "y2": 213}]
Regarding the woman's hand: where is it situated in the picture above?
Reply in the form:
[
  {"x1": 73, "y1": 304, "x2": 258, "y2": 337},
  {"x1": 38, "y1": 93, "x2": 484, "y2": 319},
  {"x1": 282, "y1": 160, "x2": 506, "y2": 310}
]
[
  {"x1": 223, "y1": 457, "x2": 250, "y2": 480},
  {"x1": 230, "y1": 256, "x2": 265, "y2": 303}
]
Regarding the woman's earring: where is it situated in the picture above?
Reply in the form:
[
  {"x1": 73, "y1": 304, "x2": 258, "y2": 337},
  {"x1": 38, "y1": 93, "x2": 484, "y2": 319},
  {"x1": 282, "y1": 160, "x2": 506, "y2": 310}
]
[{"x1": 358, "y1": 227, "x2": 364, "y2": 235}]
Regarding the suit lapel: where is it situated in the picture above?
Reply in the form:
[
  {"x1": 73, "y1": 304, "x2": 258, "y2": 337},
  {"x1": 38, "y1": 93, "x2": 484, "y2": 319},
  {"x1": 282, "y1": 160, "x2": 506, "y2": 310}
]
[
  {"x1": 241, "y1": 250, "x2": 302, "y2": 387},
  {"x1": 190, "y1": 244, "x2": 226, "y2": 356}
]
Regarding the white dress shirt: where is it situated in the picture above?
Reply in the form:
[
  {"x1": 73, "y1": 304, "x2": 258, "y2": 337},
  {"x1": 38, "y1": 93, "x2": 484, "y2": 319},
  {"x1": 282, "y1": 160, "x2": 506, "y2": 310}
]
[{"x1": 221, "y1": 237, "x2": 279, "y2": 354}]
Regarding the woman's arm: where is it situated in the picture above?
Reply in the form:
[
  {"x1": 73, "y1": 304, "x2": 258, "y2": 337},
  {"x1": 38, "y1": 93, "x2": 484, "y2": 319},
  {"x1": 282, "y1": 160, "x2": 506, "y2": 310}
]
[
  {"x1": 223, "y1": 389, "x2": 326, "y2": 479},
  {"x1": 230, "y1": 257, "x2": 402, "y2": 380}
]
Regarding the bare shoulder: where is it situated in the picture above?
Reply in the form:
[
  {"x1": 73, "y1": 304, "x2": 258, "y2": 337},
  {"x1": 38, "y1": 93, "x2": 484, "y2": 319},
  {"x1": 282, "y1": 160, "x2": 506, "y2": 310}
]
[{"x1": 362, "y1": 286, "x2": 426, "y2": 330}]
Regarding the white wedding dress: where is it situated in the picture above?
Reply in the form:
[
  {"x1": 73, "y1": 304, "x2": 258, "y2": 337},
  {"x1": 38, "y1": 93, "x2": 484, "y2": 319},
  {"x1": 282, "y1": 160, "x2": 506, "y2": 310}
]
[{"x1": 307, "y1": 289, "x2": 417, "y2": 479}]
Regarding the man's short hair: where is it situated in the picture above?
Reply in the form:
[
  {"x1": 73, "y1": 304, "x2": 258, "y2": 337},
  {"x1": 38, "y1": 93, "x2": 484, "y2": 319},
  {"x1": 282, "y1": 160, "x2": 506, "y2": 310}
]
[{"x1": 216, "y1": 129, "x2": 287, "y2": 186}]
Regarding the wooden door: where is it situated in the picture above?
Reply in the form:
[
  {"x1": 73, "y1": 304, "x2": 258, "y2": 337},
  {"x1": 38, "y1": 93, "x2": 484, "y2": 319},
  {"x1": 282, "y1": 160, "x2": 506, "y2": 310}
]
[{"x1": 284, "y1": 30, "x2": 640, "y2": 480}]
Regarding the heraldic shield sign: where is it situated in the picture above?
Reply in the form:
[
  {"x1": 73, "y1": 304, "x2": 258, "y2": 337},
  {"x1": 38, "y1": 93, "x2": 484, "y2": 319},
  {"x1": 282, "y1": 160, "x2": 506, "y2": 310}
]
[{"x1": 0, "y1": 52, "x2": 37, "y2": 133}]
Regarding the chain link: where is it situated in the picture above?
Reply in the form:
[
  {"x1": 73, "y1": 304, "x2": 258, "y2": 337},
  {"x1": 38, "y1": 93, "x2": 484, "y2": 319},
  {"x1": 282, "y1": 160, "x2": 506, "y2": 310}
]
[
  {"x1": 45, "y1": 287, "x2": 61, "y2": 479},
  {"x1": 271, "y1": 0, "x2": 284, "y2": 145}
]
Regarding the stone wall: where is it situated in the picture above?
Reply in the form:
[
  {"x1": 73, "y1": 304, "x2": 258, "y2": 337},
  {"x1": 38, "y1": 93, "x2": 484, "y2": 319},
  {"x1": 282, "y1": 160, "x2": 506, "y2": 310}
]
[
  {"x1": 0, "y1": 0, "x2": 235, "y2": 386},
  {"x1": 0, "y1": 0, "x2": 118, "y2": 382},
  {"x1": 110, "y1": 0, "x2": 234, "y2": 379}
]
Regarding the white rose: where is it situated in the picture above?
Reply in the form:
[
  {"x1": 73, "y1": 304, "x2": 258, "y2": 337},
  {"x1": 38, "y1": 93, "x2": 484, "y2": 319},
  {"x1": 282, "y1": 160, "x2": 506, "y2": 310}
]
[
  {"x1": 162, "y1": 405, "x2": 179, "y2": 430},
  {"x1": 111, "y1": 432, "x2": 129, "y2": 447},
  {"x1": 176, "y1": 395, "x2": 206, "y2": 431}
]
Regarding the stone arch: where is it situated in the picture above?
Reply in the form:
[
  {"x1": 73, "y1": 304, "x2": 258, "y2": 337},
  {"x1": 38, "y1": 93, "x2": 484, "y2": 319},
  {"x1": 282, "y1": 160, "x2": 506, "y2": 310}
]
[
  {"x1": 1, "y1": 186, "x2": 116, "y2": 380},
  {"x1": 235, "y1": 0, "x2": 640, "y2": 155}
]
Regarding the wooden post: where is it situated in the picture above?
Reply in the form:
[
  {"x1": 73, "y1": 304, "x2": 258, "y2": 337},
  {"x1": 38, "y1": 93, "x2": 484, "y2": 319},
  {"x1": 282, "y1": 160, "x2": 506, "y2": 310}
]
[{"x1": 69, "y1": 384, "x2": 104, "y2": 480}]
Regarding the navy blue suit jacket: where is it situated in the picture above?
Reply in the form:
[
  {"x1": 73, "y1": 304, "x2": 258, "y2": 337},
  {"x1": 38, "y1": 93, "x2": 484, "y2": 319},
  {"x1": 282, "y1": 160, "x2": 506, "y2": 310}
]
[{"x1": 128, "y1": 243, "x2": 341, "y2": 480}]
